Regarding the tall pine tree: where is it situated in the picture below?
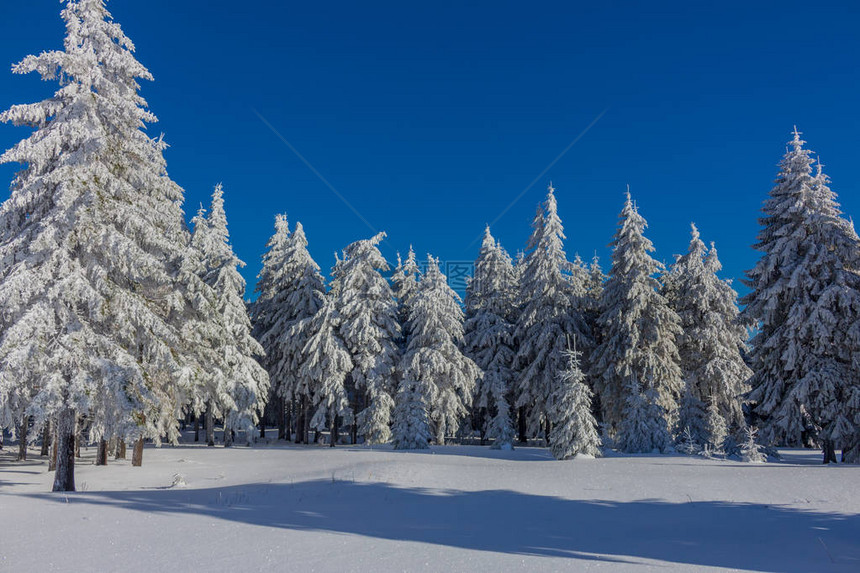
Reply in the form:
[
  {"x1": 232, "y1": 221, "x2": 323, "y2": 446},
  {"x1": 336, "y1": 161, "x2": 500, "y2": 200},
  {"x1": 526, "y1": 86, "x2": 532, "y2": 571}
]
[
  {"x1": 188, "y1": 186, "x2": 269, "y2": 445},
  {"x1": 251, "y1": 214, "x2": 290, "y2": 436},
  {"x1": 743, "y1": 129, "x2": 860, "y2": 462},
  {"x1": 264, "y1": 222, "x2": 326, "y2": 442},
  {"x1": 665, "y1": 224, "x2": 751, "y2": 446},
  {"x1": 463, "y1": 227, "x2": 517, "y2": 449},
  {"x1": 298, "y1": 297, "x2": 353, "y2": 446},
  {"x1": 0, "y1": 0, "x2": 201, "y2": 490},
  {"x1": 591, "y1": 192, "x2": 682, "y2": 451},
  {"x1": 514, "y1": 184, "x2": 590, "y2": 440},
  {"x1": 391, "y1": 246, "x2": 420, "y2": 341},
  {"x1": 332, "y1": 232, "x2": 400, "y2": 444},
  {"x1": 395, "y1": 255, "x2": 480, "y2": 446}
]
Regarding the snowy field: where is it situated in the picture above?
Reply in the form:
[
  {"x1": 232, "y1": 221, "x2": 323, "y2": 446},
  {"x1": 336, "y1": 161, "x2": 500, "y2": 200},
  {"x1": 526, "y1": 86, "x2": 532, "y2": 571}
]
[{"x1": 1, "y1": 439, "x2": 859, "y2": 573}]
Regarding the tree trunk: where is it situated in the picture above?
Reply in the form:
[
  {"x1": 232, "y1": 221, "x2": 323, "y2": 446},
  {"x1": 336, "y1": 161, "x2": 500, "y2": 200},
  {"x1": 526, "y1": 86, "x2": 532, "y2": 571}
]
[
  {"x1": 277, "y1": 397, "x2": 287, "y2": 441},
  {"x1": 17, "y1": 416, "x2": 28, "y2": 461},
  {"x1": 330, "y1": 410, "x2": 338, "y2": 448},
  {"x1": 205, "y1": 404, "x2": 215, "y2": 447},
  {"x1": 115, "y1": 439, "x2": 126, "y2": 460},
  {"x1": 287, "y1": 398, "x2": 295, "y2": 442},
  {"x1": 194, "y1": 416, "x2": 200, "y2": 442},
  {"x1": 49, "y1": 427, "x2": 58, "y2": 472},
  {"x1": 435, "y1": 421, "x2": 445, "y2": 446},
  {"x1": 96, "y1": 439, "x2": 108, "y2": 466},
  {"x1": 259, "y1": 417, "x2": 266, "y2": 439},
  {"x1": 224, "y1": 421, "x2": 233, "y2": 448},
  {"x1": 823, "y1": 439, "x2": 838, "y2": 464},
  {"x1": 131, "y1": 436, "x2": 144, "y2": 467},
  {"x1": 74, "y1": 418, "x2": 82, "y2": 459},
  {"x1": 517, "y1": 406, "x2": 528, "y2": 444},
  {"x1": 40, "y1": 421, "x2": 51, "y2": 457},
  {"x1": 52, "y1": 408, "x2": 76, "y2": 492},
  {"x1": 295, "y1": 405, "x2": 303, "y2": 444},
  {"x1": 296, "y1": 396, "x2": 307, "y2": 444}
]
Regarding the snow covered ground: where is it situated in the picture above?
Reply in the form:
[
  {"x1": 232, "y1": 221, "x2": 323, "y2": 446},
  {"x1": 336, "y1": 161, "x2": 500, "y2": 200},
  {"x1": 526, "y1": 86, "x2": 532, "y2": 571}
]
[{"x1": 1, "y1": 437, "x2": 858, "y2": 572}]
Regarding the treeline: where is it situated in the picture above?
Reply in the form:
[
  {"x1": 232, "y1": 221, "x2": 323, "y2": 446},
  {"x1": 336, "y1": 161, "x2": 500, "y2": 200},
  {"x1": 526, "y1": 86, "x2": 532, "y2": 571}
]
[{"x1": 253, "y1": 125, "x2": 860, "y2": 468}]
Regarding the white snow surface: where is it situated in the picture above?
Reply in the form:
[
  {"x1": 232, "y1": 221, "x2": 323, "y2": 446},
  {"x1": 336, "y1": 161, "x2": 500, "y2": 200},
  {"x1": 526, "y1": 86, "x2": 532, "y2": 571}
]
[{"x1": 1, "y1": 439, "x2": 858, "y2": 572}]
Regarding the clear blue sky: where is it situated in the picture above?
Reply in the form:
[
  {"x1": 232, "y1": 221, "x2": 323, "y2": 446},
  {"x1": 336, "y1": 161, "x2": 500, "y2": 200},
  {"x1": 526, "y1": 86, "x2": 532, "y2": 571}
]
[{"x1": 1, "y1": 1, "x2": 858, "y2": 297}]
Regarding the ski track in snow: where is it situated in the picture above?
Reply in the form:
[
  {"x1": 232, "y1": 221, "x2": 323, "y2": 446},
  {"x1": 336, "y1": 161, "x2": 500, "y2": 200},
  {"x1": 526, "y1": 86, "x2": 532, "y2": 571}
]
[{"x1": 1, "y1": 436, "x2": 859, "y2": 572}]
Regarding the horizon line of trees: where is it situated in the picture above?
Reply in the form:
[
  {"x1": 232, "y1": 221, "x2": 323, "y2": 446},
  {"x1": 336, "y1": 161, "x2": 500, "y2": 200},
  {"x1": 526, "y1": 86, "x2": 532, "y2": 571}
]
[{"x1": 0, "y1": 2, "x2": 857, "y2": 494}]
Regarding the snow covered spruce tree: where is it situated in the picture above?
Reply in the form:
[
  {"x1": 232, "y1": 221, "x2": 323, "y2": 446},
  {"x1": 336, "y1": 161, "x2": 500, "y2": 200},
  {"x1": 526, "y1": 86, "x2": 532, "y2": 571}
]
[
  {"x1": 251, "y1": 214, "x2": 290, "y2": 438},
  {"x1": 614, "y1": 375, "x2": 673, "y2": 454},
  {"x1": 463, "y1": 226, "x2": 517, "y2": 449},
  {"x1": 394, "y1": 255, "x2": 480, "y2": 447},
  {"x1": 584, "y1": 254, "x2": 606, "y2": 334},
  {"x1": 591, "y1": 192, "x2": 683, "y2": 452},
  {"x1": 297, "y1": 298, "x2": 353, "y2": 446},
  {"x1": 665, "y1": 224, "x2": 752, "y2": 447},
  {"x1": 256, "y1": 221, "x2": 325, "y2": 443},
  {"x1": 188, "y1": 186, "x2": 269, "y2": 446},
  {"x1": 743, "y1": 129, "x2": 860, "y2": 462},
  {"x1": 548, "y1": 338, "x2": 601, "y2": 460},
  {"x1": 391, "y1": 246, "x2": 421, "y2": 342},
  {"x1": 331, "y1": 232, "x2": 400, "y2": 444},
  {"x1": 514, "y1": 184, "x2": 591, "y2": 442},
  {"x1": 0, "y1": 0, "x2": 205, "y2": 490}
]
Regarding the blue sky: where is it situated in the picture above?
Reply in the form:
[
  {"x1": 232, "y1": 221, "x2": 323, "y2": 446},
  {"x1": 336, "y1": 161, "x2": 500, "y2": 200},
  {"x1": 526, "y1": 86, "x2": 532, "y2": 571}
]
[{"x1": 1, "y1": 1, "x2": 858, "y2": 297}]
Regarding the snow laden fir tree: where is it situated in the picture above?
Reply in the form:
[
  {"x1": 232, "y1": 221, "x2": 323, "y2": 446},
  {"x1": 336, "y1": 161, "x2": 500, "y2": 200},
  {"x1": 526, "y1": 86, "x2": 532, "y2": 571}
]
[
  {"x1": 591, "y1": 192, "x2": 683, "y2": 453},
  {"x1": 253, "y1": 220, "x2": 325, "y2": 443},
  {"x1": 515, "y1": 184, "x2": 591, "y2": 443},
  {"x1": 331, "y1": 232, "x2": 400, "y2": 444},
  {"x1": 188, "y1": 186, "x2": 268, "y2": 447},
  {"x1": 0, "y1": 0, "x2": 228, "y2": 490},
  {"x1": 251, "y1": 214, "x2": 291, "y2": 438},
  {"x1": 393, "y1": 256, "x2": 480, "y2": 449},
  {"x1": 743, "y1": 129, "x2": 860, "y2": 463},
  {"x1": 548, "y1": 338, "x2": 601, "y2": 460},
  {"x1": 391, "y1": 246, "x2": 420, "y2": 343},
  {"x1": 296, "y1": 298, "x2": 353, "y2": 445},
  {"x1": 463, "y1": 226, "x2": 517, "y2": 449},
  {"x1": 664, "y1": 224, "x2": 751, "y2": 451}
]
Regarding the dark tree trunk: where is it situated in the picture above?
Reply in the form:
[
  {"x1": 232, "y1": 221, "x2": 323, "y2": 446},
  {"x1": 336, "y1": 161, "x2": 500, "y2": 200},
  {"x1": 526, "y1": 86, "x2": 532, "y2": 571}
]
[
  {"x1": 115, "y1": 439, "x2": 126, "y2": 460},
  {"x1": 823, "y1": 439, "x2": 838, "y2": 464},
  {"x1": 131, "y1": 436, "x2": 144, "y2": 467},
  {"x1": 40, "y1": 421, "x2": 51, "y2": 457},
  {"x1": 96, "y1": 439, "x2": 108, "y2": 466},
  {"x1": 544, "y1": 419, "x2": 552, "y2": 447},
  {"x1": 17, "y1": 416, "x2": 28, "y2": 461},
  {"x1": 194, "y1": 416, "x2": 200, "y2": 442},
  {"x1": 52, "y1": 408, "x2": 76, "y2": 492},
  {"x1": 517, "y1": 406, "x2": 528, "y2": 444},
  {"x1": 287, "y1": 398, "x2": 295, "y2": 442},
  {"x1": 330, "y1": 410, "x2": 339, "y2": 448},
  {"x1": 277, "y1": 396, "x2": 287, "y2": 441},
  {"x1": 205, "y1": 404, "x2": 215, "y2": 447},
  {"x1": 297, "y1": 396, "x2": 308, "y2": 444},
  {"x1": 259, "y1": 417, "x2": 266, "y2": 439},
  {"x1": 295, "y1": 402, "x2": 303, "y2": 444},
  {"x1": 49, "y1": 427, "x2": 58, "y2": 472}
]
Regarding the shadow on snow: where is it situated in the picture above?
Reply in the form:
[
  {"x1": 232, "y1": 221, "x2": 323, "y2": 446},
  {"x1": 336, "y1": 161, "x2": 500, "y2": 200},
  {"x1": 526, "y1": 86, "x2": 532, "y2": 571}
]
[{"x1": 25, "y1": 478, "x2": 860, "y2": 571}]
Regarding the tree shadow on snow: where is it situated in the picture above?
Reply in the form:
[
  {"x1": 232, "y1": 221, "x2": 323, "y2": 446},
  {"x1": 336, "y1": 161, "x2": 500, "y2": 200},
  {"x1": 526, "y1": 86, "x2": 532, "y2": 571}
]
[{"x1": 26, "y1": 479, "x2": 860, "y2": 571}]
